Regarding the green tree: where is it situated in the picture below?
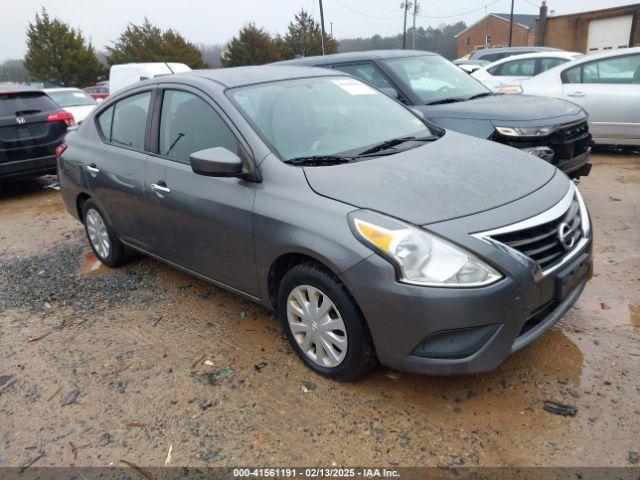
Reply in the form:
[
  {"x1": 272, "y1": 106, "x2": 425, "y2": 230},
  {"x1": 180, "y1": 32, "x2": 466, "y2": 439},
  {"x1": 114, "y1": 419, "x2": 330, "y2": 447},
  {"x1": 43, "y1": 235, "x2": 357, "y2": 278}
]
[
  {"x1": 106, "y1": 18, "x2": 207, "y2": 68},
  {"x1": 284, "y1": 9, "x2": 338, "y2": 57},
  {"x1": 220, "y1": 23, "x2": 286, "y2": 67},
  {"x1": 23, "y1": 8, "x2": 103, "y2": 86}
]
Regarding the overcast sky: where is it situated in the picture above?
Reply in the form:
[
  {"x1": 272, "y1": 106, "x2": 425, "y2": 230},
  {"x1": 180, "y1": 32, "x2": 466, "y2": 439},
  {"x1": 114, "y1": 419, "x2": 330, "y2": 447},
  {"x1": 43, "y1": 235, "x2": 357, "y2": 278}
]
[{"x1": 3, "y1": 0, "x2": 637, "y2": 61}]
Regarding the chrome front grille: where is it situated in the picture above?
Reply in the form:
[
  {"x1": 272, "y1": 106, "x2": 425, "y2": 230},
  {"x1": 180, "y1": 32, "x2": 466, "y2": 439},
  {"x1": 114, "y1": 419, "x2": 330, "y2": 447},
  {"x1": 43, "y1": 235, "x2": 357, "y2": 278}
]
[
  {"x1": 474, "y1": 184, "x2": 590, "y2": 276},
  {"x1": 491, "y1": 196, "x2": 582, "y2": 270}
]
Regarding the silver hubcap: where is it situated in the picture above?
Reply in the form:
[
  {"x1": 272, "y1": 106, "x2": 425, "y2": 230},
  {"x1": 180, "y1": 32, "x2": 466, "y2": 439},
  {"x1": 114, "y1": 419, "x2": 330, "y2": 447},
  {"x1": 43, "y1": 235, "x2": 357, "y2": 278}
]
[
  {"x1": 287, "y1": 285, "x2": 347, "y2": 368},
  {"x1": 86, "y1": 208, "x2": 110, "y2": 259}
]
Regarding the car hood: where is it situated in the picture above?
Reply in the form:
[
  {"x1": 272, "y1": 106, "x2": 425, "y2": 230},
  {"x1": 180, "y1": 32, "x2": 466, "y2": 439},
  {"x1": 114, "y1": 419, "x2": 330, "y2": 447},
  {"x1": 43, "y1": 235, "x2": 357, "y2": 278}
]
[
  {"x1": 419, "y1": 93, "x2": 584, "y2": 122},
  {"x1": 303, "y1": 131, "x2": 556, "y2": 225}
]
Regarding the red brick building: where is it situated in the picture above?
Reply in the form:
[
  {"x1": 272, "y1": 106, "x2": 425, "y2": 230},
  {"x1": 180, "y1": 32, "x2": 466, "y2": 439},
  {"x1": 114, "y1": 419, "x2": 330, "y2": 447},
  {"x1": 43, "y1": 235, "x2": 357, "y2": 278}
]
[
  {"x1": 535, "y1": 3, "x2": 640, "y2": 53},
  {"x1": 455, "y1": 13, "x2": 537, "y2": 58}
]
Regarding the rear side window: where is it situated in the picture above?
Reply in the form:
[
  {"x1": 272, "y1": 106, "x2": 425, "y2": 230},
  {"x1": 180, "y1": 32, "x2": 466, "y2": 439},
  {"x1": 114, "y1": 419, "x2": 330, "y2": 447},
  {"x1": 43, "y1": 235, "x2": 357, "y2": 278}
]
[
  {"x1": 158, "y1": 89, "x2": 238, "y2": 164},
  {"x1": 333, "y1": 63, "x2": 397, "y2": 92},
  {"x1": 0, "y1": 92, "x2": 59, "y2": 117},
  {"x1": 563, "y1": 65, "x2": 582, "y2": 83},
  {"x1": 97, "y1": 105, "x2": 114, "y2": 140},
  {"x1": 501, "y1": 58, "x2": 536, "y2": 76},
  {"x1": 540, "y1": 57, "x2": 567, "y2": 72},
  {"x1": 100, "y1": 91, "x2": 151, "y2": 150}
]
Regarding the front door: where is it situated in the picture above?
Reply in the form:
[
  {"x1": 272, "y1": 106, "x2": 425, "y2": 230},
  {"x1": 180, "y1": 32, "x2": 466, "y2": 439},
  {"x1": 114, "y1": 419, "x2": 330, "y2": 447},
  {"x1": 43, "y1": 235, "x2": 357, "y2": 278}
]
[{"x1": 144, "y1": 87, "x2": 259, "y2": 296}]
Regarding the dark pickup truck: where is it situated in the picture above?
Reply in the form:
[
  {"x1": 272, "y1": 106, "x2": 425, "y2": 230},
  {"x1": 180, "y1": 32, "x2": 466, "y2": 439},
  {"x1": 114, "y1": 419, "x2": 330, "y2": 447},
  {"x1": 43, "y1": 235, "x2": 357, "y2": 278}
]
[{"x1": 1, "y1": 83, "x2": 75, "y2": 180}]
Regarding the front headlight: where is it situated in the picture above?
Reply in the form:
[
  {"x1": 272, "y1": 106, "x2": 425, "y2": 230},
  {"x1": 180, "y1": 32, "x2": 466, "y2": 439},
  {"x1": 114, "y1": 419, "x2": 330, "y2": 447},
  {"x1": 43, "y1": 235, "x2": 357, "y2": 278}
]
[
  {"x1": 495, "y1": 125, "x2": 555, "y2": 137},
  {"x1": 349, "y1": 211, "x2": 502, "y2": 287}
]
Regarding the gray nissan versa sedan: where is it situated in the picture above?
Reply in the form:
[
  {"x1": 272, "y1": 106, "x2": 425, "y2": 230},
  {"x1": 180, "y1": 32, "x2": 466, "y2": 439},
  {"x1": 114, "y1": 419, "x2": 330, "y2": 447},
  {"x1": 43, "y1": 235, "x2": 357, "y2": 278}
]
[{"x1": 57, "y1": 66, "x2": 593, "y2": 380}]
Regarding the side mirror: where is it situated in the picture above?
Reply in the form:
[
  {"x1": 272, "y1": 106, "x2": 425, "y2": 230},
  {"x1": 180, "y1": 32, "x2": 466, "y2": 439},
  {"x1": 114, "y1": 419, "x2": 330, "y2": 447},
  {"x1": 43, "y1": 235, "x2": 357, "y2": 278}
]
[
  {"x1": 380, "y1": 87, "x2": 399, "y2": 99},
  {"x1": 190, "y1": 147, "x2": 244, "y2": 177}
]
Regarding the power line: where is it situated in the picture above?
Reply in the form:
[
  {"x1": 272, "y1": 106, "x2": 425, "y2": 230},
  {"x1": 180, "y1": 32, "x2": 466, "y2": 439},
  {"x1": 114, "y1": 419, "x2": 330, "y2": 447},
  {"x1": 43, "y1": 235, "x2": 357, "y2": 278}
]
[
  {"x1": 415, "y1": 0, "x2": 501, "y2": 19},
  {"x1": 330, "y1": 0, "x2": 403, "y2": 20}
]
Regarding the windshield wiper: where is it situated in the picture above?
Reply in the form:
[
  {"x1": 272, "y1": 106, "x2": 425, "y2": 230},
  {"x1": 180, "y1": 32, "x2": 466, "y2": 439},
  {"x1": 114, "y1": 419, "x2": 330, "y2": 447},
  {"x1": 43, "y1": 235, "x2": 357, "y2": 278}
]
[
  {"x1": 356, "y1": 135, "x2": 438, "y2": 157},
  {"x1": 466, "y1": 92, "x2": 494, "y2": 100},
  {"x1": 425, "y1": 97, "x2": 467, "y2": 105},
  {"x1": 284, "y1": 155, "x2": 353, "y2": 166}
]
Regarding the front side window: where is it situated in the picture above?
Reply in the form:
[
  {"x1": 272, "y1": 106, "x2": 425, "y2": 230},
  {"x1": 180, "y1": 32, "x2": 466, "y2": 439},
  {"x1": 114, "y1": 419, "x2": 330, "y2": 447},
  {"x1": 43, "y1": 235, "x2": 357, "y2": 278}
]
[
  {"x1": 583, "y1": 54, "x2": 640, "y2": 84},
  {"x1": 333, "y1": 63, "x2": 396, "y2": 92},
  {"x1": 159, "y1": 90, "x2": 238, "y2": 164},
  {"x1": 383, "y1": 55, "x2": 490, "y2": 104},
  {"x1": 109, "y1": 91, "x2": 151, "y2": 150},
  {"x1": 231, "y1": 76, "x2": 432, "y2": 161}
]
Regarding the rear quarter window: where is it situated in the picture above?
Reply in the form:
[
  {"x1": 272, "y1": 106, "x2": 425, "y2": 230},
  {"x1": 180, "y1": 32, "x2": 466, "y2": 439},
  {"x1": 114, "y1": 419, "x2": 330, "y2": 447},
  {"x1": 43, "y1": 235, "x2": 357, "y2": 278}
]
[{"x1": 0, "y1": 92, "x2": 59, "y2": 117}]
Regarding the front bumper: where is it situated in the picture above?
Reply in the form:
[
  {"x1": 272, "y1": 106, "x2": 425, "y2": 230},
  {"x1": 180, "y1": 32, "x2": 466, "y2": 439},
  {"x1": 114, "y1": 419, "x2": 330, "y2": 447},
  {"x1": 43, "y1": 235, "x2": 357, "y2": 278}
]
[
  {"x1": 339, "y1": 239, "x2": 592, "y2": 376},
  {"x1": 0, "y1": 154, "x2": 57, "y2": 180}
]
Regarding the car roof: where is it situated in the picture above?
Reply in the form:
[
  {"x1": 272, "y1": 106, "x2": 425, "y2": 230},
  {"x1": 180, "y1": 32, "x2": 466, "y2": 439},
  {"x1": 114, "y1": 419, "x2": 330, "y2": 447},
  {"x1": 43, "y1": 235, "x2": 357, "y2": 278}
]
[
  {"x1": 473, "y1": 46, "x2": 561, "y2": 56},
  {"x1": 43, "y1": 87, "x2": 85, "y2": 93},
  {"x1": 578, "y1": 45, "x2": 640, "y2": 62},
  {"x1": 0, "y1": 83, "x2": 41, "y2": 94},
  {"x1": 164, "y1": 65, "x2": 342, "y2": 88},
  {"x1": 274, "y1": 49, "x2": 438, "y2": 67},
  {"x1": 482, "y1": 51, "x2": 582, "y2": 68}
]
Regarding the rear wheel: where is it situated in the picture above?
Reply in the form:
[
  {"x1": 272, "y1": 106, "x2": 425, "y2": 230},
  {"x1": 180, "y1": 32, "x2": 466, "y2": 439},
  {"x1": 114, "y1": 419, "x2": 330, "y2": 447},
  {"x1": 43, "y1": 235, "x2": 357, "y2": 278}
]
[
  {"x1": 82, "y1": 199, "x2": 130, "y2": 267},
  {"x1": 278, "y1": 263, "x2": 376, "y2": 381}
]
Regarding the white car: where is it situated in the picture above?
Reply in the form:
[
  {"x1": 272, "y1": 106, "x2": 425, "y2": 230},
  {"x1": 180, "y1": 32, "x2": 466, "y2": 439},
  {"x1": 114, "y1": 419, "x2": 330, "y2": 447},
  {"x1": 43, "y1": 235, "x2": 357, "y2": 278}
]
[
  {"x1": 44, "y1": 88, "x2": 97, "y2": 124},
  {"x1": 518, "y1": 47, "x2": 640, "y2": 145},
  {"x1": 472, "y1": 51, "x2": 583, "y2": 92},
  {"x1": 109, "y1": 62, "x2": 191, "y2": 94}
]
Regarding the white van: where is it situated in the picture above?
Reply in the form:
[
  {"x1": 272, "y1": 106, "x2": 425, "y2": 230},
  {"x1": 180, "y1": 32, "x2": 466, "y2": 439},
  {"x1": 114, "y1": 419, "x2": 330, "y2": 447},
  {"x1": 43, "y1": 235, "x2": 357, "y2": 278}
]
[{"x1": 109, "y1": 63, "x2": 192, "y2": 94}]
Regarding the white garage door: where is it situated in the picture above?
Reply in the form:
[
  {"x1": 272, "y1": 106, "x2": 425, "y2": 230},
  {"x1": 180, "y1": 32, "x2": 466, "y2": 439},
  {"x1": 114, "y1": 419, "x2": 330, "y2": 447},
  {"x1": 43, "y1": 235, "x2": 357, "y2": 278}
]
[{"x1": 587, "y1": 15, "x2": 633, "y2": 52}]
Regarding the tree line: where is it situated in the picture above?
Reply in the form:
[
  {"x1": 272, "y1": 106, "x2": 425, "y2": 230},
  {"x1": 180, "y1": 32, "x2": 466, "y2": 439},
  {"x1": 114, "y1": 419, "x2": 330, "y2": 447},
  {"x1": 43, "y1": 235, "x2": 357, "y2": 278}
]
[{"x1": 8, "y1": 7, "x2": 465, "y2": 87}]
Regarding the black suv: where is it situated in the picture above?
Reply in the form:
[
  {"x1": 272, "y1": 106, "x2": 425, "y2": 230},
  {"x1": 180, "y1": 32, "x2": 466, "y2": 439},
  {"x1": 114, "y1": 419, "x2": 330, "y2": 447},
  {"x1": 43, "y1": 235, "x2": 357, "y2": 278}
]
[
  {"x1": 277, "y1": 50, "x2": 592, "y2": 178},
  {"x1": 1, "y1": 84, "x2": 75, "y2": 180}
]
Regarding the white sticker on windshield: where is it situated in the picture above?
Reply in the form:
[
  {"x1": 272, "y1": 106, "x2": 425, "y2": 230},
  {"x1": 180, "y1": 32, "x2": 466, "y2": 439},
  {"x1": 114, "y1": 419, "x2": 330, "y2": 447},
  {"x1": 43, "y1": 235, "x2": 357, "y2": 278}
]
[
  {"x1": 332, "y1": 78, "x2": 376, "y2": 95},
  {"x1": 73, "y1": 92, "x2": 85, "y2": 98}
]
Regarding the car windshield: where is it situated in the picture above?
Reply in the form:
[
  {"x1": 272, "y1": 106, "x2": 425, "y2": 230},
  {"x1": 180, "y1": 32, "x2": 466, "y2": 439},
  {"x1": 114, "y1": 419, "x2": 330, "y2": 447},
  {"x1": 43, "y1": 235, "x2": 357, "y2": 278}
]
[
  {"x1": 230, "y1": 76, "x2": 434, "y2": 161},
  {"x1": 48, "y1": 90, "x2": 96, "y2": 107},
  {"x1": 383, "y1": 55, "x2": 491, "y2": 105}
]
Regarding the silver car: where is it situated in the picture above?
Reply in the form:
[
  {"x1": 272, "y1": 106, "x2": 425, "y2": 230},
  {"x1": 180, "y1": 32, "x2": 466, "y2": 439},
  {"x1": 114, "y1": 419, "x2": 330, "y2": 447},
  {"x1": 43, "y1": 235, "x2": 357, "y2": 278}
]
[{"x1": 518, "y1": 46, "x2": 640, "y2": 145}]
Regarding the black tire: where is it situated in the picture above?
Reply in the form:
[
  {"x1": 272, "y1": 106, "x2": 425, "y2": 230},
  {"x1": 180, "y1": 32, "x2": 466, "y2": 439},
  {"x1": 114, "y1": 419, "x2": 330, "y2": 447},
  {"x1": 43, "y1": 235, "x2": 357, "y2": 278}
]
[
  {"x1": 277, "y1": 263, "x2": 376, "y2": 381},
  {"x1": 82, "y1": 199, "x2": 130, "y2": 268}
]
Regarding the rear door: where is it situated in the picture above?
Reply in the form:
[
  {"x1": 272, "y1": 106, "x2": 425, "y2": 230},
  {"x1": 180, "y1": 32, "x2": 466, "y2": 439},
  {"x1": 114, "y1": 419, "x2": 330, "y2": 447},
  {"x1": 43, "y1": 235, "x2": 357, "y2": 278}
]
[
  {"x1": 0, "y1": 91, "x2": 65, "y2": 167},
  {"x1": 87, "y1": 88, "x2": 154, "y2": 244},
  {"x1": 562, "y1": 52, "x2": 640, "y2": 142},
  {"x1": 144, "y1": 85, "x2": 258, "y2": 295}
]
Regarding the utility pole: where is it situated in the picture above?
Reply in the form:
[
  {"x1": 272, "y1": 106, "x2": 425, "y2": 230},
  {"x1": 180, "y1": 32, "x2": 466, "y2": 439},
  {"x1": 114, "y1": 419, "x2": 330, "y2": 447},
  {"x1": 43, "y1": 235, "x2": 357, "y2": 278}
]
[
  {"x1": 508, "y1": 0, "x2": 514, "y2": 47},
  {"x1": 401, "y1": 1, "x2": 411, "y2": 49},
  {"x1": 330, "y1": 22, "x2": 333, "y2": 36},
  {"x1": 412, "y1": 0, "x2": 419, "y2": 49},
  {"x1": 319, "y1": 0, "x2": 326, "y2": 55}
]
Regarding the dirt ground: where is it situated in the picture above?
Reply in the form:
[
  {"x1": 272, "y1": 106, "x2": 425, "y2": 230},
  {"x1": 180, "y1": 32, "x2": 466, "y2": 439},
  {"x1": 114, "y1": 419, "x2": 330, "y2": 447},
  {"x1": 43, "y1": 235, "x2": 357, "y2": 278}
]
[{"x1": 0, "y1": 151, "x2": 639, "y2": 470}]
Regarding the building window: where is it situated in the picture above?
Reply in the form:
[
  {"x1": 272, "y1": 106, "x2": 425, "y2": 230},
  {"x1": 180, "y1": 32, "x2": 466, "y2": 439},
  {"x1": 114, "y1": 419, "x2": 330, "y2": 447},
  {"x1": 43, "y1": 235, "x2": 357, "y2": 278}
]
[
  {"x1": 464, "y1": 37, "x2": 471, "y2": 47},
  {"x1": 485, "y1": 35, "x2": 491, "y2": 46}
]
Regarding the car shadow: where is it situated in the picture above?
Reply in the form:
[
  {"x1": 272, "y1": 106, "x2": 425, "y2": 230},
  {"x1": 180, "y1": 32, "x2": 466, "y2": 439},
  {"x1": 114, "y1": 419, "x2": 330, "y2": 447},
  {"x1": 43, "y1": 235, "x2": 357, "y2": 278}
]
[{"x1": 0, "y1": 175, "x2": 59, "y2": 201}]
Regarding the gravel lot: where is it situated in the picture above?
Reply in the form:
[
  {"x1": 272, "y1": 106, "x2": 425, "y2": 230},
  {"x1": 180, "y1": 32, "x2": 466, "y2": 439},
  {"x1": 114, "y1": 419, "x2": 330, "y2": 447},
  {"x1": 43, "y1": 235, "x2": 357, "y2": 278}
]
[{"x1": 0, "y1": 151, "x2": 639, "y2": 469}]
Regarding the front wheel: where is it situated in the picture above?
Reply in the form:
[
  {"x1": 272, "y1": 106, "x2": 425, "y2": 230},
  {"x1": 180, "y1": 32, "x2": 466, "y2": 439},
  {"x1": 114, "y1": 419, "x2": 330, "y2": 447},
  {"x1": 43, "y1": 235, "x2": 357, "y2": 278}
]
[
  {"x1": 277, "y1": 264, "x2": 376, "y2": 381},
  {"x1": 82, "y1": 199, "x2": 130, "y2": 267}
]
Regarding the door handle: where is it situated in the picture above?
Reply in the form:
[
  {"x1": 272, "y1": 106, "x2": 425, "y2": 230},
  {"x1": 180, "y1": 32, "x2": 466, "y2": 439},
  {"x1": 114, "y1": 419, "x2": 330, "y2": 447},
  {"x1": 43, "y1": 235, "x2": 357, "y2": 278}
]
[
  {"x1": 567, "y1": 91, "x2": 585, "y2": 97},
  {"x1": 85, "y1": 164, "x2": 100, "y2": 176},
  {"x1": 151, "y1": 182, "x2": 171, "y2": 195}
]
